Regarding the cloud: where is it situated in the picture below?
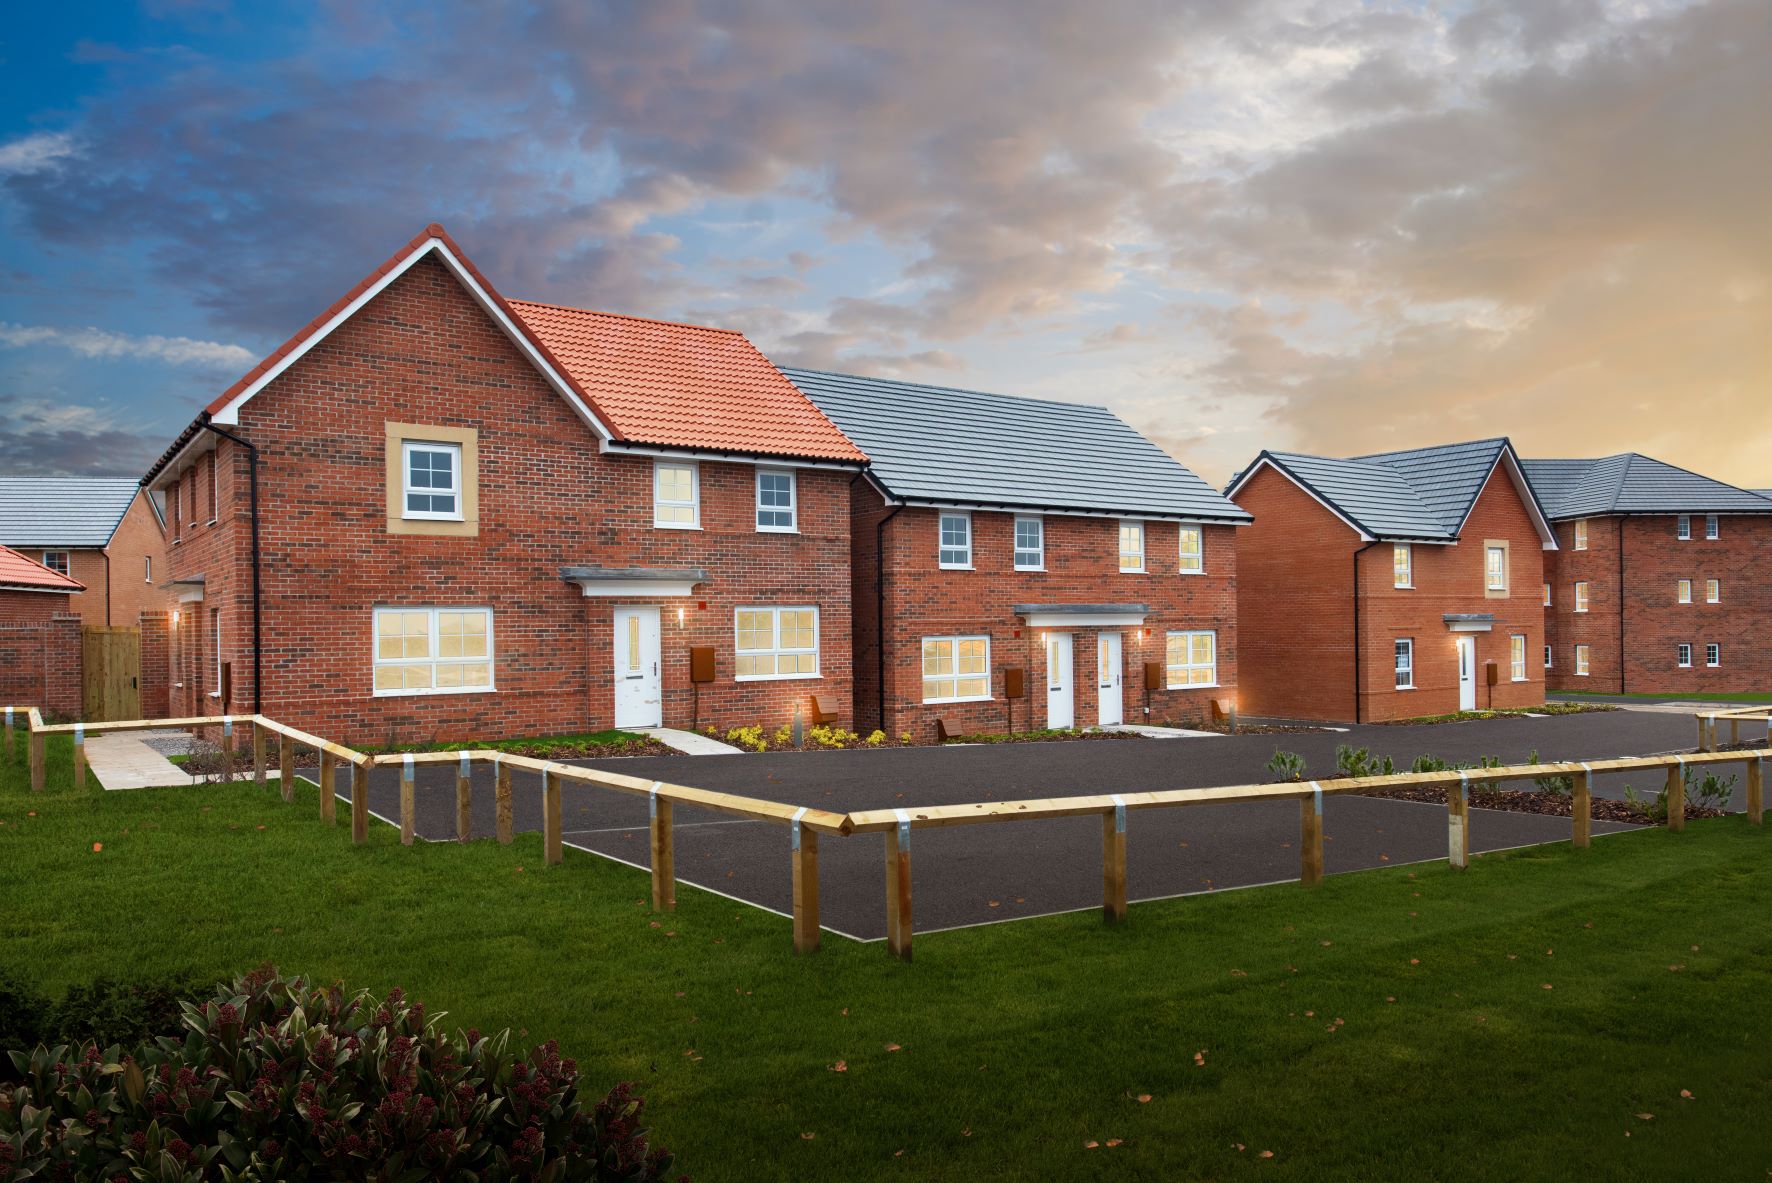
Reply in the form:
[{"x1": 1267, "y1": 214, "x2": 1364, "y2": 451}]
[
  {"x1": 0, "y1": 397, "x2": 167, "y2": 478},
  {"x1": 0, "y1": 133, "x2": 76, "y2": 176},
  {"x1": 0, "y1": 323, "x2": 256, "y2": 369}
]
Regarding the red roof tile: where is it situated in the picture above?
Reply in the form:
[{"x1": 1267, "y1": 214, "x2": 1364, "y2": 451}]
[
  {"x1": 508, "y1": 301, "x2": 867, "y2": 463},
  {"x1": 0, "y1": 545, "x2": 84, "y2": 592}
]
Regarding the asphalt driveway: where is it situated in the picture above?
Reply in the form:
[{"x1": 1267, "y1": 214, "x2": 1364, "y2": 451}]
[{"x1": 340, "y1": 708, "x2": 1726, "y2": 941}]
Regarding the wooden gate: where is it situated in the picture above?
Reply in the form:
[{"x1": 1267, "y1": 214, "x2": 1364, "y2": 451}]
[{"x1": 82, "y1": 626, "x2": 141, "y2": 722}]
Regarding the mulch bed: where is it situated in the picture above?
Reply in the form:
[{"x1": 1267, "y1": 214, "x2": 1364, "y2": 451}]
[
  {"x1": 1193, "y1": 721, "x2": 1333, "y2": 735},
  {"x1": 1712, "y1": 741, "x2": 1772, "y2": 754},
  {"x1": 1347, "y1": 782, "x2": 1723, "y2": 825}
]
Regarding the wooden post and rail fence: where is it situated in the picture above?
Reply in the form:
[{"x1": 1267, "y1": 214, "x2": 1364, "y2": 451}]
[{"x1": 5, "y1": 703, "x2": 1768, "y2": 963}]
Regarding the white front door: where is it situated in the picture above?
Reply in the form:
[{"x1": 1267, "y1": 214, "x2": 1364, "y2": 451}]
[
  {"x1": 1046, "y1": 632, "x2": 1074, "y2": 729},
  {"x1": 614, "y1": 607, "x2": 662, "y2": 728},
  {"x1": 1456, "y1": 636, "x2": 1477, "y2": 711},
  {"x1": 1097, "y1": 632, "x2": 1123, "y2": 725}
]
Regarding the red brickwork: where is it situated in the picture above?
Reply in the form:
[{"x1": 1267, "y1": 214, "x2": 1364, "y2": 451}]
[
  {"x1": 158, "y1": 255, "x2": 851, "y2": 746},
  {"x1": 0, "y1": 594, "x2": 80, "y2": 717},
  {"x1": 30, "y1": 492, "x2": 167, "y2": 628}
]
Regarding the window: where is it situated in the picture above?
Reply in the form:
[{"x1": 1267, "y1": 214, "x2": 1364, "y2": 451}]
[
  {"x1": 1677, "y1": 643, "x2": 1692, "y2": 668},
  {"x1": 1392, "y1": 544, "x2": 1412, "y2": 588},
  {"x1": 1706, "y1": 515, "x2": 1719, "y2": 540},
  {"x1": 1573, "y1": 519, "x2": 1588, "y2": 550},
  {"x1": 1677, "y1": 579, "x2": 1692, "y2": 604},
  {"x1": 1014, "y1": 517, "x2": 1044, "y2": 570},
  {"x1": 1119, "y1": 520, "x2": 1145, "y2": 572},
  {"x1": 207, "y1": 451, "x2": 218, "y2": 523},
  {"x1": 1677, "y1": 515, "x2": 1691, "y2": 540},
  {"x1": 653, "y1": 462, "x2": 698, "y2": 528},
  {"x1": 756, "y1": 469, "x2": 796, "y2": 531},
  {"x1": 1165, "y1": 630, "x2": 1218, "y2": 688},
  {"x1": 211, "y1": 609, "x2": 222, "y2": 697},
  {"x1": 1510, "y1": 634, "x2": 1527, "y2": 682},
  {"x1": 1178, "y1": 525, "x2": 1204, "y2": 574},
  {"x1": 1394, "y1": 639, "x2": 1414, "y2": 689},
  {"x1": 144, "y1": 556, "x2": 152, "y2": 583},
  {"x1": 1707, "y1": 643, "x2": 1721, "y2": 667},
  {"x1": 1543, "y1": 582, "x2": 1552, "y2": 607},
  {"x1": 922, "y1": 635, "x2": 990, "y2": 702},
  {"x1": 402, "y1": 441, "x2": 462, "y2": 520},
  {"x1": 373, "y1": 608, "x2": 494, "y2": 696},
  {"x1": 1484, "y1": 544, "x2": 1507, "y2": 593},
  {"x1": 734, "y1": 607, "x2": 818, "y2": 679},
  {"x1": 938, "y1": 513, "x2": 972, "y2": 568},
  {"x1": 1706, "y1": 579, "x2": 1720, "y2": 603},
  {"x1": 1575, "y1": 645, "x2": 1590, "y2": 676},
  {"x1": 1544, "y1": 645, "x2": 1552, "y2": 668},
  {"x1": 41, "y1": 551, "x2": 69, "y2": 576},
  {"x1": 1574, "y1": 582, "x2": 1589, "y2": 613}
]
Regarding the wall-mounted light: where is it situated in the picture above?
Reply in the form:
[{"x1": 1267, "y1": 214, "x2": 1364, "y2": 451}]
[
  {"x1": 171, "y1": 609, "x2": 180, "y2": 627},
  {"x1": 676, "y1": 606, "x2": 686, "y2": 628}
]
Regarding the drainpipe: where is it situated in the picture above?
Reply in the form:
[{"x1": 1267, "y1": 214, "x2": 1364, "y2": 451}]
[
  {"x1": 103, "y1": 550, "x2": 113, "y2": 626},
  {"x1": 1617, "y1": 517, "x2": 1627, "y2": 696},
  {"x1": 1352, "y1": 540, "x2": 1382, "y2": 723},
  {"x1": 875, "y1": 502, "x2": 905, "y2": 733},
  {"x1": 196, "y1": 422, "x2": 263, "y2": 713}
]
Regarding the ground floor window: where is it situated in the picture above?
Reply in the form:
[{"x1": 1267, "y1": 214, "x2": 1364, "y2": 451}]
[
  {"x1": 1394, "y1": 639, "x2": 1414, "y2": 689},
  {"x1": 1165, "y1": 630, "x2": 1217, "y2": 688},
  {"x1": 1544, "y1": 645, "x2": 1552, "y2": 668},
  {"x1": 1676, "y1": 643, "x2": 1692, "y2": 668},
  {"x1": 1575, "y1": 645, "x2": 1590, "y2": 676},
  {"x1": 373, "y1": 607, "x2": 494, "y2": 695},
  {"x1": 1510, "y1": 634, "x2": 1527, "y2": 681},
  {"x1": 1706, "y1": 643, "x2": 1720, "y2": 668},
  {"x1": 922, "y1": 635, "x2": 990, "y2": 702},
  {"x1": 735, "y1": 607, "x2": 819, "y2": 679}
]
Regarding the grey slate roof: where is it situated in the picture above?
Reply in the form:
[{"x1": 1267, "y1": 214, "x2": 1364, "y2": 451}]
[
  {"x1": 0, "y1": 478, "x2": 142, "y2": 548},
  {"x1": 1233, "y1": 438, "x2": 1537, "y2": 542},
  {"x1": 782, "y1": 368, "x2": 1251, "y2": 522},
  {"x1": 1519, "y1": 454, "x2": 1772, "y2": 519}
]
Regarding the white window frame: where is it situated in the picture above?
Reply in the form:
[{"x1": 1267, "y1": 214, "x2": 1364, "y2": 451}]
[
  {"x1": 755, "y1": 468, "x2": 796, "y2": 533},
  {"x1": 1542, "y1": 582, "x2": 1551, "y2": 607},
  {"x1": 1573, "y1": 519, "x2": 1588, "y2": 550},
  {"x1": 211, "y1": 608, "x2": 222, "y2": 697},
  {"x1": 1119, "y1": 519, "x2": 1146, "y2": 573},
  {"x1": 653, "y1": 460, "x2": 700, "y2": 529},
  {"x1": 1575, "y1": 645, "x2": 1590, "y2": 676},
  {"x1": 1706, "y1": 643, "x2": 1720, "y2": 668},
  {"x1": 733, "y1": 606, "x2": 820, "y2": 681},
  {"x1": 1574, "y1": 582, "x2": 1589, "y2": 613},
  {"x1": 41, "y1": 550, "x2": 70, "y2": 576},
  {"x1": 208, "y1": 451, "x2": 219, "y2": 525},
  {"x1": 1392, "y1": 544, "x2": 1412, "y2": 589},
  {"x1": 1677, "y1": 515, "x2": 1691, "y2": 540},
  {"x1": 938, "y1": 513, "x2": 972, "y2": 569},
  {"x1": 1013, "y1": 516, "x2": 1044, "y2": 571},
  {"x1": 921, "y1": 634, "x2": 992, "y2": 703},
  {"x1": 1178, "y1": 525, "x2": 1204, "y2": 575},
  {"x1": 1510, "y1": 634, "x2": 1527, "y2": 682},
  {"x1": 1165, "y1": 630, "x2": 1218, "y2": 689},
  {"x1": 372, "y1": 607, "x2": 496, "y2": 697},
  {"x1": 1544, "y1": 645, "x2": 1552, "y2": 669},
  {"x1": 1677, "y1": 643, "x2": 1692, "y2": 668},
  {"x1": 1485, "y1": 545, "x2": 1507, "y2": 592},
  {"x1": 1677, "y1": 579, "x2": 1692, "y2": 604},
  {"x1": 1706, "y1": 579, "x2": 1720, "y2": 604},
  {"x1": 1705, "y1": 514, "x2": 1719, "y2": 540},
  {"x1": 1394, "y1": 638, "x2": 1414, "y2": 690},
  {"x1": 144, "y1": 555, "x2": 152, "y2": 583},
  {"x1": 401, "y1": 440, "x2": 464, "y2": 522}
]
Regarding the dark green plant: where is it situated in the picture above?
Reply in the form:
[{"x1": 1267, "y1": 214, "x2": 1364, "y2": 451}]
[
  {"x1": 1622, "y1": 768, "x2": 1736, "y2": 821},
  {"x1": 1527, "y1": 750, "x2": 1573, "y2": 799},
  {"x1": 1266, "y1": 750, "x2": 1306, "y2": 782},
  {"x1": 1, "y1": 965, "x2": 678, "y2": 1181},
  {"x1": 0, "y1": 970, "x2": 49, "y2": 1063}
]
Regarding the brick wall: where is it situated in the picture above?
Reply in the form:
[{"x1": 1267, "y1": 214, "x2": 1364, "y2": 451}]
[
  {"x1": 854, "y1": 483, "x2": 1238, "y2": 739},
  {"x1": 108, "y1": 491, "x2": 171, "y2": 631},
  {"x1": 1544, "y1": 513, "x2": 1772, "y2": 693},
  {"x1": 0, "y1": 592, "x2": 80, "y2": 717},
  {"x1": 161, "y1": 255, "x2": 851, "y2": 746},
  {"x1": 139, "y1": 609, "x2": 170, "y2": 718},
  {"x1": 55, "y1": 549, "x2": 107, "y2": 623}
]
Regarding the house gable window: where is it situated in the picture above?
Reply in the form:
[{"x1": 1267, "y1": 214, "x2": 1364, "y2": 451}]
[
  {"x1": 1394, "y1": 639, "x2": 1414, "y2": 689},
  {"x1": 938, "y1": 513, "x2": 972, "y2": 568},
  {"x1": 385, "y1": 423, "x2": 478, "y2": 536},
  {"x1": 1543, "y1": 582, "x2": 1551, "y2": 607},
  {"x1": 373, "y1": 607, "x2": 493, "y2": 696},
  {"x1": 1484, "y1": 541, "x2": 1509, "y2": 595},
  {"x1": 1510, "y1": 634, "x2": 1527, "y2": 681},
  {"x1": 1178, "y1": 525, "x2": 1204, "y2": 574},
  {"x1": 1392, "y1": 544, "x2": 1412, "y2": 588},
  {"x1": 756, "y1": 469, "x2": 796, "y2": 532},
  {"x1": 1573, "y1": 519, "x2": 1588, "y2": 550},
  {"x1": 1119, "y1": 520, "x2": 1145, "y2": 572},
  {"x1": 735, "y1": 607, "x2": 818, "y2": 679},
  {"x1": 1544, "y1": 645, "x2": 1552, "y2": 668},
  {"x1": 402, "y1": 442, "x2": 462, "y2": 520},
  {"x1": 654, "y1": 461, "x2": 699, "y2": 528},
  {"x1": 1014, "y1": 517, "x2": 1044, "y2": 570},
  {"x1": 1165, "y1": 630, "x2": 1217, "y2": 688},
  {"x1": 922, "y1": 635, "x2": 990, "y2": 702},
  {"x1": 42, "y1": 551, "x2": 69, "y2": 576}
]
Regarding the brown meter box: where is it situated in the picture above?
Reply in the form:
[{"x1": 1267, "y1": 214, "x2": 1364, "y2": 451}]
[
  {"x1": 1004, "y1": 667, "x2": 1027, "y2": 699},
  {"x1": 690, "y1": 647, "x2": 717, "y2": 684},
  {"x1": 1143, "y1": 662, "x2": 1163, "y2": 691}
]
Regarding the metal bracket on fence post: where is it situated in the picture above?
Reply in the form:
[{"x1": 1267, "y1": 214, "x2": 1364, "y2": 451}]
[
  {"x1": 222, "y1": 715, "x2": 233, "y2": 738},
  {"x1": 791, "y1": 805, "x2": 808, "y2": 851},
  {"x1": 459, "y1": 751, "x2": 469, "y2": 778},
  {"x1": 1450, "y1": 771, "x2": 1470, "y2": 869},
  {"x1": 894, "y1": 807, "x2": 911, "y2": 850},
  {"x1": 74, "y1": 722, "x2": 83, "y2": 744},
  {"x1": 649, "y1": 780, "x2": 661, "y2": 822},
  {"x1": 1111, "y1": 793, "x2": 1127, "y2": 834}
]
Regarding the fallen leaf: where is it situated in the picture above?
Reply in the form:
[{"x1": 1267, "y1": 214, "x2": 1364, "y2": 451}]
[
  {"x1": 1137, "y1": 1094, "x2": 1152, "y2": 1104},
  {"x1": 1320, "y1": 940, "x2": 1332, "y2": 947},
  {"x1": 674, "y1": 991, "x2": 685, "y2": 998},
  {"x1": 1410, "y1": 958, "x2": 1420, "y2": 966},
  {"x1": 988, "y1": 900, "x2": 1000, "y2": 908},
  {"x1": 1230, "y1": 968, "x2": 1247, "y2": 977},
  {"x1": 884, "y1": 1043, "x2": 902, "y2": 1053},
  {"x1": 801, "y1": 1132, "x2": 816, "y2": 1140},
  {"x1": 1261, "y1": 1150, "x2": 1275, "y2": 1159},
  {"x1": 960, "y1": 1127, "x2": 971, "y2": 1137},
  {"x1": 650, "y1": 921, "x2": 661, "y2": 929},
  {"x1": 1385, "y1": 996, "x2": 1396, "y2": 1003},
  {"x1": 1085, "y1": 1141, "x2": 1100, "y2": 1149},
  {"x1": 830, "y1": 1061, "x2": 848, "y2": 1073},
  {"x1": 1233, "y1": 1142, "x2": 1246, "y2": 1151},
  {"x1": 1304, "y1": 1011, "x2": 1315, "y2": 1018},
  {"x1": 1680, "y1": 1089, "x2": 1694, "y2": 1100},
  {"x1": 1106, "y1": 1138, "x2": 1123, "y2": 1147},
  {"x1": 1541, "y1": 983, "x2": 1554, "y2": 990},
  {"x1": 840, "y1": 1008, "x2": 849, "y2": 1016},
  {"x1": 1193, "y1": 1051, "x2": 1206, "y2": 1066},
  {"x1": 91, "y1": 842, "x2": 102, "y2": 852},
  {"x1": 1635, "y1": 1113, "x2": 1654, "y2": 1121}
]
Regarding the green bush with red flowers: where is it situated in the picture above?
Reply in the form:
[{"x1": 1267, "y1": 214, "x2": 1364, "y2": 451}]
[{"x1": 0, "y1": 965, "x2": 679, "y2": 1181}]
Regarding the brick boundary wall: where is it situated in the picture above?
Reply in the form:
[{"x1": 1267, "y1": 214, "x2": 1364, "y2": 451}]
[{"x1": 0, "y1": 614, "x2": 81, "y2": 718}]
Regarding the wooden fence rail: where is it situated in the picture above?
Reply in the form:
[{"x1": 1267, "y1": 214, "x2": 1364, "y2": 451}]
[
  {"x1": 1695, "y1": 706, "x2": 1772, "y2": 752},
  {"x1": 5, "y1": 706, "x2": 1767, "y2": 962}
]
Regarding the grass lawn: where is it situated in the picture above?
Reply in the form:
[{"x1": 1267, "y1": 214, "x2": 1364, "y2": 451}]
[
  {"x1": 1554, "y1": 689, "x2": 1772, "y2": 705},
  {"x1": 4, "y1": 735, "x2": 1771, "y2": 1179}
]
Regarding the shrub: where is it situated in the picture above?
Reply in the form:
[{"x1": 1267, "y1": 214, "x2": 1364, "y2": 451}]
[
  {"x1": 1411, "y1": 754, "x2": 1456, "y2": 774},
  {"x1": 1335, "y1": 745, "x2": 1392, "y2": 778},
  {"x1": 865, "y1": 729, "x2": 886, "y2": 747},
  {"x1": 0, "y1": 971, "x2": 48, "y2": 1065},
  {"x1": 0, "y1": 972, "x2": 214, "y2": 1079},
  {"x1": 1622, "y1": 767, "x2": 1737, "y2": 821},
  {"x1": 0, "y1": 965, "x2": 679, "y2": 1180},
  {"x1": 1527, "y1": 749, "x2": 1573, "y2": 798},
  {"x1": 808, "y1": 725, "x2": 860, "y2": 749},
  {"x1": 771, "y1": 723, "x2": 793, "y2": 749},
  {"x1": 1266, "y1": 750, "x2": 1306, "y2": 782},
  {"x1": 723, "y1": 724, "x2": 768, "y2": 753}
]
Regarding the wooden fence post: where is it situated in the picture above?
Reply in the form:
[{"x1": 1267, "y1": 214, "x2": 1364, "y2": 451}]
[
  {"x1": 4, "y1": 706, "x2": 14, "y2": 756},
  {"x1": 495, "y1": 758, "x2": 513, "y2": 845},
  {"x1": 73, "y1": 723, "x2": 86, "y2": 791},
  {"x1": 279, "y1": 734, "x2": 294, "y2": 804},
  {"x1": 791, "y1": 807, "x2": 819, "y2": 953},
  {"x1": 400, "y1": 755, "x2": 416, "y2": 846},
  {"x1": 1696, "y1": 715, "x2": 1710, "y2": 752},
  {"x1": 319, "y1": 750, "x2": 337, "y2": 825},
  {"x1": 1300, "y1": 783, "x2": 1325, "y2": 885},
  {"x1": 1747, "y1": 756, "x2": 1764, "y2": 827},
  {"x1": 1102, "y1": 796, "x2": 1127, "y2": 923},
  {"x1": 455, "y1": 752, "x2": 472, "y2": 843},
  {"x1": 1572, "y1": 763, "x2": 1592, "y2": 848},
  {"x1": 885, "y1": 810, "x2": 913, "y2": 962},
  {"x1": 352, "y1": 761, "x2": 369, "y2": 844},
  {"x1": 1666, "y1": 759, "x2": 1686, "y2": 832},
  {"x1": 252, "y1": 720, "x2": 267, "y2": 787},
  {"x1": 1448, "y1": 774, "x2": 1470, "y2": 869},
  {"x1": 543, "y1": 766, "x2": 563, "y2": 866},
  {"x1": 29, "y1": 722, "x2": 44, "y2": 792},
  {"x1": 1730, "y1": 718, "x2": 1740, "y2": 746},
  {"x1": 650, "y1": 783, "x2": 674, "y2": 911}
]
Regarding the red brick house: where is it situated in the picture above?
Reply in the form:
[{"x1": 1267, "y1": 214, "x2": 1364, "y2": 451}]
[
  {"x1": 0, "y1": 545, "x2": 84, "y2": 717},
  {"x1": 1522, "y1": 454, "x2": 1772, "y2": 694},
  {"x1": 786, "y1": 369, "x2": 1251, "y2": 738},
  {"x1": 142, "y1": 224, "x2": 865, "y2": 745},
  {"x1": 0, "y1": 479, "x2": 169, "y2": 627},
  {"x1": 1227, "y1": 438, "x2": 1556, "y2": 724}
]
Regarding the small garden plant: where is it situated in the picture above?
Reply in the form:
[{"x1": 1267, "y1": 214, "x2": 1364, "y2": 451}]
[{"x1": 1266, "y1": 749, "x2": 1306, "y2": 782}]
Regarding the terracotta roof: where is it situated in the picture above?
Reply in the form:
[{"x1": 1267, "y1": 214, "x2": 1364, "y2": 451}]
[
  {"x1": 0, "y1": 545, "x2": 84, "y2": 593},
  {"x1": 509, "y1": 301, "x2": 866, "y2": 464}
]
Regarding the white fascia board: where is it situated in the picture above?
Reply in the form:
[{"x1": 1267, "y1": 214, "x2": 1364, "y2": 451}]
[
  {"x1": 569, "y1": 577, "x2": 702, "y2": 598},
  {"x1": 1457, "y1": 447, "x2": 1560, "y2": 551},
  {"x1": 1230, "y1": 456, "x2": 1375, "y2": 541},
  {"x1": 0, "y1": 584, "x2": 83, "y2": 595},
  {"x1": 598, "y1": 440, "x2": 863, "y2": 471},
  {"x1": 1019, "y1": 610, "x2": 1148, "y2": 628},
  {"x1": 208, "y1": 238, "x2": 613, "y2": 442}
]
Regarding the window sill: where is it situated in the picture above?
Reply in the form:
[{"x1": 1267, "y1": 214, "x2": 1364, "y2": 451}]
[
  {"x1": 1396, "y1": 684, "x2": 1416, "y2": 691},
  {"x1": 938, "y1": 564, "x2": 974, "y2": 571},
  {"x1": 1163, "y1": 682, "x2": 1218, "y2": 691},
  {"x1": 654, "y1": 522, "x2": 702, "y2": 531},
  {"x1": 923, "y1": 695, "x2": 993, "y2": 705},
  {"x1": 757, "y1": 526, "x2": 800, "y2": 534},
  {"x1": 373, "y1": 686, "x2": 498, "y2": 698},
  {"x1": 1393, "y1": 584, "x2": 1413, "y2": 590},
  {"x1": 402, "y1": 514, "x2": 466, "y2": 524},
  {"x1": 734, "y1": 672, "x2": 822, "y2": 683},
  {"x1": 1120, "y1": 568, "x2": 1147, "y2": 576},
  {"x1": 1014, "y1": 564, "x2": 1045, "y2": 573},
  {"x1": 1179, "y1": 568, "x2": 1205, "y2": 576}
]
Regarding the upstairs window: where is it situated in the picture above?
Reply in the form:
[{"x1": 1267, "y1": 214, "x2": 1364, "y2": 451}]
[
  {"x1": 144, "y1": 556, "x2": 152, "y2": 583},
  {"x1": 402, "y1": 441, "x2": 462, "y2": 520},
  {"x1": 1706, "y1": 579, "x2": 1720, "y2": 603},
  {"x1": 1119, "y1": 520, "x2": 1145, "y2": 572},
  {"x1": 1394, "y1": 639, "x2": 1414, "y2": 689},
  {"x1": 1575, "y1": 645, "x2": 1590, "y2": 676},
  {"x1": 653, "y1": 462, "x2": 699, "y2": 528},
  {"x1": 1392, "y1": 544, "x2": 1412, "y2": 588},
  {"x1": 42, "y1": 551, "x2": 69, "y2": 576},
  {"x1": 1705, "y1": 515, "x2": 1719, "y2": 540},
  {"x1": 756, "y1": 469, "x2": 796, "y2": 532},
  {"x1": 1676, "y1": 515, "x2": 1691, "y2": 540},
  {"x1": 1543, "y1": 582, "x2": 1551, "y2": 607},
  {"x1": 1014, "y1": 517, "x2": 1044, "y2": 570},
  {"x1": 1544, "y1": 645, "x2": 1552, "y2": 668},
  {"x1": 1485, "y1": 544, "x2": 1508, "y2": 593},
  {"x1": 1573, "y1": 519, "x2": 1588, "y2": 550},
  {"x1": 1707, "y1": 643, "x2": 1721, "y2": 667},
  {"x1": 938, "y1": 513, "x2": 972, "y2": 568},
  {"x1": 1677, "y1": 579, "x2": 1692, "y2": 604},
  {"x1": 1574, "y1": 581, "x2": 1589, "y2": 613},
  {"x1": 1178, "y1": 525, "x2": 1204, "y2": 574}
]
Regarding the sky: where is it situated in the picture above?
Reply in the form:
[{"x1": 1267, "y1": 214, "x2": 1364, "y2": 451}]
[{"x1": 1, "y1": 0, "x2": 1767, "y2": 489}]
